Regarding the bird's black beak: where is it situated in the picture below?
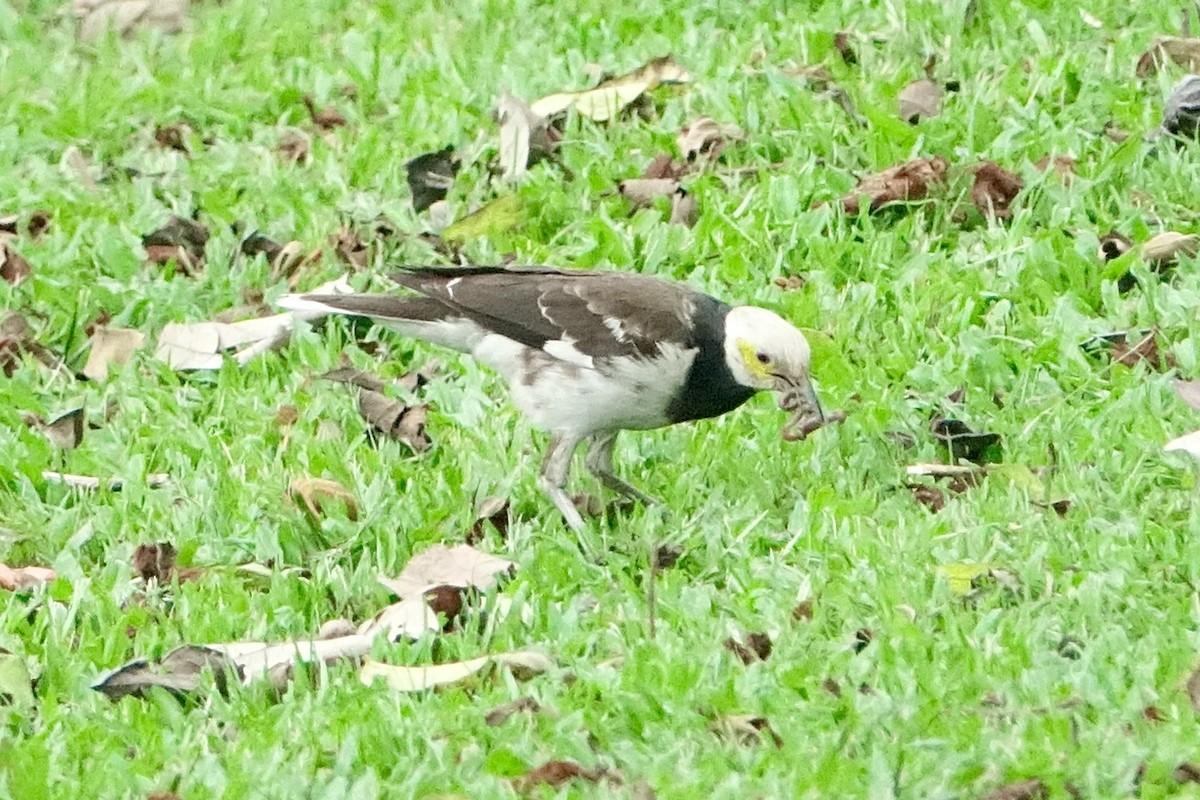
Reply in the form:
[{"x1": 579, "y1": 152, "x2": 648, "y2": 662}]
[{"x1": 778, "y1": 376, "x2": 828, "y2": 441}]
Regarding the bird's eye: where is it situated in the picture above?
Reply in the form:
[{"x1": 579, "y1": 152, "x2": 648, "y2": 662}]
[{"x1": 755, "y1": 351, "x2": 770, "y2": 365}]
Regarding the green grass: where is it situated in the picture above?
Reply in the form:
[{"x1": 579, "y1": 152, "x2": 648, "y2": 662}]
[{"x1": 4, "y1": 0, "x2": 1200, "y2": 797}]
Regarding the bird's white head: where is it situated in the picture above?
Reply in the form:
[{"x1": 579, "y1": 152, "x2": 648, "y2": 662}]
[{"x1": 723, "y1": 305, "x2": 825, "y2": 431}]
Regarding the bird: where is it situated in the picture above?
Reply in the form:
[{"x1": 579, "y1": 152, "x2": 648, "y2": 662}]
[
  {"x1": 279, "y1": 265, "x2": 833, "y2": 530},
  {"x1": 1157, "y1": 74, "x2": 1200, "y2": 140}
]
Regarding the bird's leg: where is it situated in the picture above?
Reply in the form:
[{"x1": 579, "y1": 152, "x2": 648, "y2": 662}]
[
  {"x1": 584, "y1": 432, "x2": 658, "y2": 506},
  {"x1": 539, "y1": 434, "x2": 586, "y2": 531}
]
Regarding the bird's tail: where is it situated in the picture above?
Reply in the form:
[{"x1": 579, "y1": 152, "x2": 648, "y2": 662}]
[{"x1": 277, "y1": 292, "x2": 450, "y2": 324}]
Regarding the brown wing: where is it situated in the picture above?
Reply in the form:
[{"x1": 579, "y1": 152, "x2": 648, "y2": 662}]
[{"x1": 390, "y1": 266, "x2": 708, "y2": 360}]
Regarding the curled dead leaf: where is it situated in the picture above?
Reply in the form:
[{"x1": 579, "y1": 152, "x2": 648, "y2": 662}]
[
  {"x1": 142, "y1": 215, "x2": 208, "y2": 275},
  {"x1": 358, "y1": 391, "x2": 430, "y2": 451},
  {"x1": 75, "y1": 0, "x2": 188, "y2": 40},
  {"x1": 83, "y1": 327, "x2": 145, "y2": 381},
  {"x1": 677, "y1": 117, "x2": 742, "y2": 162},
  {"x1": 971, "y1": 162, "x2": 1023, "y2": 220},
  {"x1": 485, "y1": 696, "x2": 540, "y2": 726},
  {"x1": 359, "y1": 650, "x2": 551, "y2": 692},
  {"x1": 669, "y1": 188, "x2": 699, "y2": 227},
  {"x1": 831, "y1": 156, "x2": 948, "y2": 214},
  {"x1": 289, "y1": 477, "x2": 359, "y2": 522},
  {"x1": 378, "y1": 543, "x2": 514, "y2": 600},
  {"x1": 0, "y1": 241, "x2": 31, "y2": 286},
  {"x1": 618, "y1": 178, "x2": 680, "y2": 206},
  {"x1": 898, "y1": 78, "x2": 942, "y2": 123},
  {"x1": 302, "y1": 95, "x2": 347, "y2": 130},
  {"x1": 277, "y1": 130, "x2": 310, "y2": 163},
  {"x1": 515, "y1": 761, "x2": 618, "y2": 792},
  {"x1": 132, "y1": 542, "x2": 202, "y2": 584},
  {"x1": 1142, "y1": 231, "x2": 1199, "y2": 265},
  {"x1": 709, "y1": 714, "x2": 783, "y2": 748},
  {"x1": 0, "y1": 563, "x2": 55, "y2": 592},
  {"x1": 1138, "y1": 37, "x2": 1200, "y2": 77},
  {"x1": 530, "y1": 55, "x2": 690, "y2": 121}
]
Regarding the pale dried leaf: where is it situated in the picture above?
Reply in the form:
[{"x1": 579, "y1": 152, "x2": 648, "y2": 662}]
[
  {"x1": 898, "y1": 78, "x2": 942, "y2": 122},
  {"x1": 618, "y1": 178, "x2": 679, "y2": 205},
  {"x1": 530, "y1": 55, "x2": 690, "y2": 121},
  {"x1": 669, "y1": 189, "x2": 698, "y2": 227},
  {"x1": 288, "y1": 477, "x2": 358, "y2": 521},
  {"x1": 0, "y1": 564, "x2": 55, "y2": 591},
  {"x1": 42, "y1": 471, "x2": 168, "y2": 490},
  {"x1": 360, "y1": 651, "x2": 551, "y2": 692},
  {"x1": 357, "y1": 390, "x2": 430, "y2": 451},
  {"x1": 1142, "y1": 232, "x2": 1199, "y2": 264},
  {"x1": 1140, "y1": 37, "x2": 1200, "y2": 76},
  {"x1": 209, "y1": 635, "x2": 373, "y2": 682},
  {"x1": 41, "y1": 407, "x2": 84, "y2": 450},
  {"x1": 1165, "y1": 430, "x2": 1200, "y2": 459},
  {"x1": 378, "y1": 543, "x2": 514, "y2": 599},
  {"x1": 154, "y1": 314, "x2": 293, "y2": 370},
  {"x1": 92, "y1": 645, "x2": 236, "y2": 701},
  {"x1": 497, "y1": 91, "x2": 556, "y2": 179},
  {"x1": 83, "y1": 327, "x2": 145, "y2": 381},
  {"x1": 356, "y1": 598, "x2": 440, "y2": 641},
  {"x1": 0, "y1": 241, "x2": 30, "y2": 286},
  {"x1": 75, "y1": 0, "x2": 188, "y2": 41},
  {"x1": 677, "y1": 117, "x2": 742, "y2": 162}
]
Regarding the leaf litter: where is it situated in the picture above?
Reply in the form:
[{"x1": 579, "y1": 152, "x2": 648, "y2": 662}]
[
  {"x1": 826, "y1": 155, "x2": 948, "y2": 214},
  {"x1": 529, "y1": 55, "x2": 691, "y2": 121}
]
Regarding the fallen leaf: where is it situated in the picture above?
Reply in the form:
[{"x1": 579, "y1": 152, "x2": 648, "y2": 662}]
[
  {"x1": 39, "y1": 407, "x2": 85, "y2": 450},
  {"x1": 979, "y1": 778, "x2": 1047, "y2": 800},
  {"x1": 833, "y1": 31, "x2": 858, "y2": 64},
  {"x1": 131, "y1": 542, "x2": 202, "y2": 584},
  {"x1": 497, "y1": 91, "x2": 559, "y2": 180},
  {"x1": 898, "y1": 78, "x2": 942, "y2": 123},
  {"x1": 529, "y1": 55, "x2": 691, "y2": 121},
  {"x1": 442, "y1": 195, "x2": 524, "y2": 243},
  {"x1": 485, "y1": 696, "x2": 540, "y2": 726},
  {"x1": 1034, "y1": 155, "x2": 1075, "y2": 182},
  {"x1": 709, "y1": 715, "x2": 784, "y2": 748},
  {"x1": 329, "y1": 227, "x2": 370, "y2": 271},
  {"x1": 1110, "y1": 330, "x2": 1173, "y2": 371},
  {"x1": 971, "y1": 162, "x2": 1023, "y2": 219},
  {"x1": 360, "y1": 650, "x2": 551, "y2": 692},
  {"x1": 772, "y1": 274, "x2": 806, "y2": 291},
  {"x1": 821, "y1": 677, "x2": 842, "y2": 697},
  {"x1": 0, "y1": 210, "x2": 50, "y2": 240},
  {"x1": 357, "y1": 390, "x2": 430, "y2": 451},
  {"x1": 153, "y1": 121, "x2": 196, "y2": 154},
  {"x1": 0, "y1": 563, "x2": 55, "y2": 592},
  {"x1": 302, "y1": 95, "x2": 346, "y2": 130},
  {"x1": 930, "y1": 418, "x2": 1002, "y2": 463},
  {"x1": 618, "y1": 178, "x2": 680, "y2": 206},
  {"x1": 405, "y1": 146, "x2": 460, "y2": 212},
  {"x1": 289, "y1": 477, "x2": 359, "y2": 522},
  {"x1": 831, "y1": 155, "x2": 948, "y2": 214},
  {"x1": 677, "y1": 117, "x2": 742, "y2": 162},
  {"x1": 653, "y1": 544, "x2": 682, "y2": 570},
  {"x1": 1142, "y1": 231, "x2": 1199, "y2": 265},
  {"x1": 1138, "y1": 37, "x2": 1200, "y2": 77},
  {"x1": 75, "y1": 0, "x2": 188, "y2": 40},
  {"x1": 142, "y1": 215, "x2": 208, "y2": 275},
  {"x1": 468, "y1": 496, "x2": 511, "y2": 544},
  {"x1": 724, "y1": 632, "x2": 772, "y2": 664},
  {"x1": 0, "y1": 648, "x2": 34, "y2": 710},
  {"x1": 154, "y1": 313, "x2": 294, "y2": 370},
  {"x1": 793, "y1": 600, "x2": 814, "y2": 621},
  {"x1": 642, "y1": 153, "x2": 685, "y2": 180},
  {"x1": 356, "y1": 597, "x2": 441, "y2": 641},
  {"x1": 378, "y1": 543, "x2": 514, "y2": 600},
  {"x1": 1159, "y1": 74, "x2": 1200, "y2": 138},
  {"x1": 907, "y1": 482, "x2": 946, "y2": 511},
  {"x1": 0, "y1": 241, "x2": 31, "y2": 286},
  {"x1": 1104, "y1": 122, "x2": 1131, "y2": 143},
  {"x1": 83, "y1": 327, "x2": 145, "y2": 380},
  {"x1": 515, "y1": 760, "x2": 617, "y2": 792},
  {"x1": 277, "y1": 131, "x2": 311, "y2": 163},
  {"x1": 92, "y1": 645, "x2": 238, "y2": 701}
]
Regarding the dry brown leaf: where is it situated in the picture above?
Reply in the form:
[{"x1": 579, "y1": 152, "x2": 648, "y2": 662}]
[
  {"x1": 131, "y1": 542, "x2": 202, "y2": 584},
  {"x1": 153, "y1": 122, "x2": 191, "y2": 153},
  {"x1": 289, "y1": 477, "x2": 359, "y2": 522},
  {"x1": 330, "y1": 227, "x2": 370, "y2": 271},
  {"x1": 277, "y1": 131, "x2": 311, "y2": 163},
  {"x1": 32, "y1": 407, "x2": 85, "y2": 451},
  {"x1": 378, "y1": 543, "x2": 514, "y2": 600},
  {"x1": 83, "y1": 327, "x2": 145, "y2": 381},
  {"x1": 1111, "y1": 330, "x2": 1174, "y2": 371},
  {"x1": 1187, "y1": 664, "x2": 1200, "y2": 714},
  {"x1": 468, "y1": 496, "x2": 511, "y2": 545},
  {"x1": 1142, "y1": 232, "x2": 1199, "y2": 265},
  {"x1": 971, "y1": 162, "x2": 1024, "y2": 219},
  {"x1": 75, "y1": 0, "x2": 188, "y2": 40},
  {"x1": 832, "y1": 156, "x2": 948, "y2": 214},
  {"x1": 357, "y1": 390, "x2": 430, "y2": 451},
  {"x1": 724, "y1": 632, "x2": 772, "y2": 664},
  {"x1": 1137, "y1": 36, "x2": 1200, "y2": 77},
  {"x1": 833, "y1": 31, "x2": 858, "y2": 64},
  {"x1": 142, "y1": 215, "x2": 208, "y2": 275},
  {"x1": 677, "y1": 117, "x2": 742, "y2": 162},
  {"x1": 497, "y1": 91, "x2": 559, "y2": 179},
  {"x1": 530, "y1": 55, "x2": 690, "y2": 121},
  {"x1": 485, "y1": 696, "x2": 540, "y2": 726},
  {"x1": 1175, "y1": 763, "x2": 1200, "y2": 783},
  {"x1": 1034, "y1": 155, "x2": 1075, "y2": 182},
  {"x1": 0, "y1": 241, "x2": 31, "y2": 286},
  {"x1": 642, "y1": 153, "x2": 685, "y2": 180},
  {"x1": 773, "y1": 274, "x2": 806, "y2": 291},
  {"x1": 515, "y1": 761, "x2": 617, "y2": 792},
  {"x1": 979, "y1": 778, "x2": 1048, "y2": 800},
  {"x1": 792, "y1": 600, "x2": 814, "y2": 622},
  {"x1": 907, "y1": 482, "x2": 947, "y2": 511},
  {"x1": 898, "y1": 78, "x2": 942, "y2": 123},
  {"x1": 0, "y1": 563, "x2": 55, "y2": 591},
  {"x1": 302, "y1": 95, "x2": 346, "y2": 131}
]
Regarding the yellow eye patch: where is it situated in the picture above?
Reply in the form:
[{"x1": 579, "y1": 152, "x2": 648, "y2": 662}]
[{"x1": 737, "y1": 339, "x2": 772, "y2": 379}]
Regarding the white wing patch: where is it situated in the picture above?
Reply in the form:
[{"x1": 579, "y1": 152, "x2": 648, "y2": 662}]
[{"x1": 542, "y1": 338, "x2": 596, "y2": 369}]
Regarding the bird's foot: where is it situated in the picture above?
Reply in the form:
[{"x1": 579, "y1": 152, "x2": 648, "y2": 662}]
[
  {"x1": 540, "y1": 478, "x2": 586, "y2": 531},
  {"x1": 595, "y1": 473, "x2": 659, "y2": 507}
]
